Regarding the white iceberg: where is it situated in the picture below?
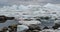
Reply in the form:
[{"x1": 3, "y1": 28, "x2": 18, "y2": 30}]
[
  {"x1": 18, "y1": 20, "x2": 41, "y2": 26},
  {"x1": 17, "y1": 25, "x2": 29, "y2": 32}
]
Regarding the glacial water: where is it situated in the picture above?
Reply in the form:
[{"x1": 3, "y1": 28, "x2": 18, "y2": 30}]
[{"x1": 0, "y1": 20, "x2": 18, "y2": 30}]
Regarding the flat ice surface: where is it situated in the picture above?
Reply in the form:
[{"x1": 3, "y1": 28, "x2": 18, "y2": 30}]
[{"x1": 18, "y1": 20, "x2": 41, "y2": 26}]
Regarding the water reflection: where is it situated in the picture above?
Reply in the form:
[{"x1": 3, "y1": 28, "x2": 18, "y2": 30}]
[{"x1": 0, "y1": 20, "x2": 18, "y2": 30}]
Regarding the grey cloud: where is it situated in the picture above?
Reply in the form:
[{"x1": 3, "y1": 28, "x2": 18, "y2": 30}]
[{"x1": 0, "y1": 0, "x2": 60, "y2": 6}]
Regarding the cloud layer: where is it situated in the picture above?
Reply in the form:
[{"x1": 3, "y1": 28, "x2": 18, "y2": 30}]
[{"x1": 0, "y1": 0, "x2": 60, "y2": 6}]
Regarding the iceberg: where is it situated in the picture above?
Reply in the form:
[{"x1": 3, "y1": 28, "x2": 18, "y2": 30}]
[
  {"x1": 17, "y1": 25, "x2": 29, "y2": 32},
  {"x1": 44, "y1": 3, "x2": 60, "y2": 10}
]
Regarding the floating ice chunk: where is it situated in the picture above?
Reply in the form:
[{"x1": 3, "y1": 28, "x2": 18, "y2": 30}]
[
  {"x1": 44, "y1": 3, "x2": 60, "y2": 10},
  {"x1": 55, "y1": 28, "x2": 60, "y2": 32},
  {"x1": 19, "y1": 5, "x2": 29, "y2": 11},
  {"x1": 58, "y1": 27, "x2": 60, "y2": 30},
  {"x1": 40, "y1": 29, "x2": 55, "y2": 32},
  {"x1": 55, "y1": 20, "x2": 60, "y2": 24},
  {"x1": 18, "y1": 20, "x2": 41, "y2": 26},
  {"x1": 17, "y1": 25, "x2": 29, "y2": 32},
  {"x1": 6, "y1": 30, "x2": 9, "y2": 32}
]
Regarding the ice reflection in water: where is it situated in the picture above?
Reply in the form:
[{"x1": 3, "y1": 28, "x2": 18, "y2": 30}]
[
  {"x1": 0, "y1": 20, "x2": 18, "y2": 30},
  {"x1": 40, "y1": 18, "x2": 55, "y2": 29}
]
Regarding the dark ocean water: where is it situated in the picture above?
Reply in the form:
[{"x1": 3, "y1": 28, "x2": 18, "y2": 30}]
[
  {"x1": 0, "y1": 20, "x2": 18, "y2": 30},
  {"x1": 40, "y1": 19, "x2": 55, "y2": 29},
  {"x1": 0, "y1": 19, "x2": 55, "y2": 30}
]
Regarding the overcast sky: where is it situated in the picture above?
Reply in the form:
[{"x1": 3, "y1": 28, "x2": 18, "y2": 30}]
[{"x1": 0, "y1": 0, "x2": 60, "y2": 6}]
